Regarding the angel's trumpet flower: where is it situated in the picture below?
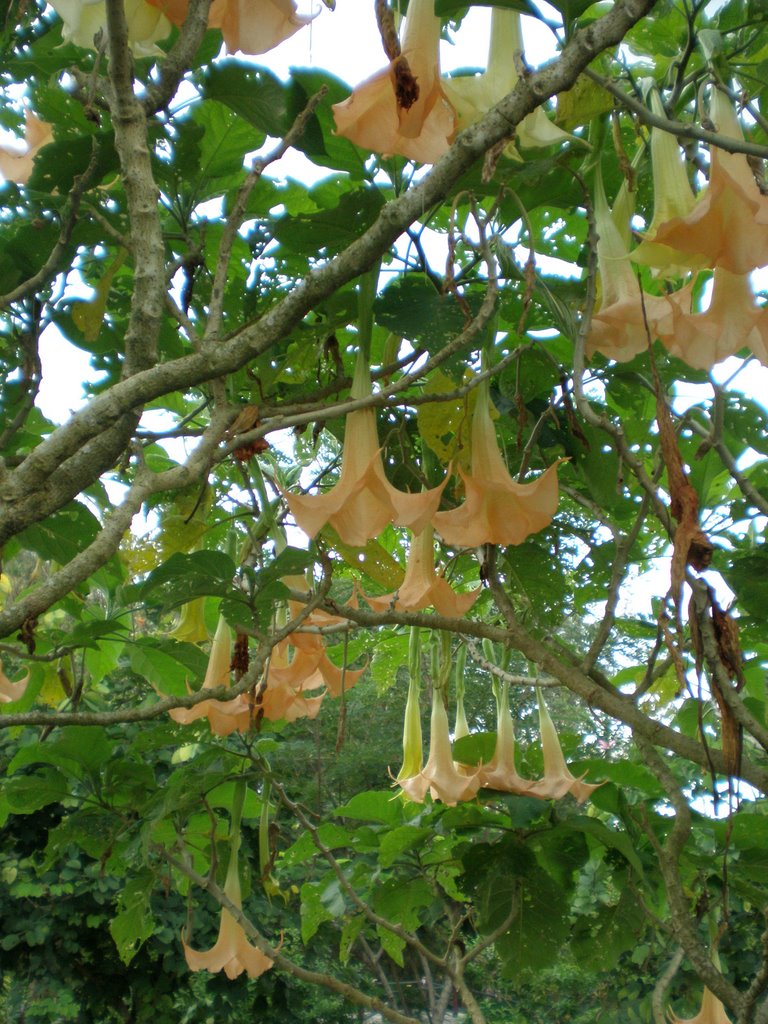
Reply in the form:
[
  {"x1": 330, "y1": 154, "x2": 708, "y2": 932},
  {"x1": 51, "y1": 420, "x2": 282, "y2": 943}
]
[
  {"x1": 668, "y1": 988, "x2": 733, "y2": 1024},
  {"x1": 286, "y1": 353, "x2": 447, "y2": 547},
  {"x1": 396, "y1": 661, "x2": 424, "y2": 783},
  {"x1": 364, "y1": 526, "x2": 480, "y2": 617},
  {"x1": 479, "y1": 681, "x2": 535, "y2": 795},
  {"x1": 169, "y1": 598, "x2": 210, "y2": 644},
  {"x1": 443, "y1": 9, "x2": 571, "y2": 154},
  {"x1": 332, "y1": 0, "x2": 456, "y2": 164},
  {"x1": 658, "y1": 267, "x2": 768, "y2": 369},
  {"x1": 0, "y1": 111, "x2": 53, "y2": 186},
  {"x1": 645, "y1": 87, "x2": 768, "y2": 275},
  {"x1": 49, "y1": 0, "x2": 172, "y2": 54},
  {"x1": 398, "y1": 686, "x2": 481, "y2": 805},
  {"x1": 0, "y1": 662, "x2": 29, "y2": 703},
  {"x1": 146, "y1": 0, "x2": 315, "y2": 55},
  {"x1": 169, "y1": 616, "x2": 251, "y2": 736},
  {"x1": 630, "y1": 91, "x2": 698, "y2": 276},
  {"x1": 526, "y1": 690, "x2": 602, "y2": 803},
  {"x1": 587, "y1": 172, "x2": 683, "y2": 363},
  {"x1": 183, "y1": 785, "x2": 274, "y2": 980},
  {"x1": 432, "y1": 380, "x2": 560, "y2": 547}
]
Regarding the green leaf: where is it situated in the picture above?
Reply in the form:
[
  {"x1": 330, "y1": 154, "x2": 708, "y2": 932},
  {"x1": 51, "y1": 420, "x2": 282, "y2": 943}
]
[
  {"x1": 110, "y1": 871, "x2": 156, "y2": 965},
  {"x1": 375, "y1": 276, "x2": 489, "y2": 353},
  {"x1": 4, "y1": 767, "x2": 69, "y2": 814},
  {"x1": 8, "y1": 726, "x2": 115, "y2": 777},
  {"x1": 205, "y1": 62, "x2": 291, "y2": 137},
  {"x1": 136, "y1": 551, "x2": 237, "y2": 610}
]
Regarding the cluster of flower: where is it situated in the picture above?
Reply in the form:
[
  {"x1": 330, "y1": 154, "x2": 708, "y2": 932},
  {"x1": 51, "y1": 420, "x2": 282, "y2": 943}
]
[
  {"x1": 589, "y1": 87, "x2": 768, "y2": 371},
  {"x1": 397, "y1": 675, "x2": 602, "y2": 807}
]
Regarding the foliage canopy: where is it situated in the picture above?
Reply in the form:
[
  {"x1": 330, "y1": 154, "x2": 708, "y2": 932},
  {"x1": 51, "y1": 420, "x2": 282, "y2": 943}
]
[{"x1": 1, "y1": 0, "x2": 768, "y2": 1021}]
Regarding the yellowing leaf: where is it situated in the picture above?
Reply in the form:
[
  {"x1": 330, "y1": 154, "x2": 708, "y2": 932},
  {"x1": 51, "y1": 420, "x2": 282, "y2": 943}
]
[
  {"x1": 557, "y1": 75, "x2": 613, "y2": 131},
  {"x1": 333, "y1": 537, "x2": 405, "y2": 590},
  {"x1": 417, "y1": 369, "x2": 485, "y2": 469},
  {"x1": 71, "y1": 250, "x2": 126, "y2": 343}
]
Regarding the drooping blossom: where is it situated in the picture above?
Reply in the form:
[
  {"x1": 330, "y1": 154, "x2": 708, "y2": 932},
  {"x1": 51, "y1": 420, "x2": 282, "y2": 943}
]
[
  {"x1": 525, "y1": 689, "x2": 602, "y2": 803},
  {"x1": 442, "y1": 8, "x2": 571, "y2": 154},
  {"x1": 396, "y1": 644, "x2": 423, "y2": 783},
  {"x1": 168, "y1": 598, "x2": 210, "y2": 643},
  {"x1": 432, "y1": 380, "x2": 560, "y2": 547},
  {"x1": 658, "y1": 267, "x2": 768, "y2": 369},
  {"x1": 629, "y1": 91, "x2": 698, "y2": 276},
  {"x1": 146, "y1": 0, "x2": 316, "y2": 55},
  {"x1": 49, "y1": 0, "x2": 172, "y2": 55},
  {"x1": 586, "y1": 171, "x2": 683, "y2": 363},
  {"x1": 0, "y1": 662, "x2": 29, "y2": 704},
  {"x1": 364, "y1": 526, "x2": 480, "y2": 617},
  {"x1": 0, "y1": 111, "x2": 53, "y2": 186},
  {"x1": 398, "y1": 685, "x2": 481, "y2": 805},
  {"x1": 183, "y1": 791, "x2": 274, "y2": 980},
  {"x1": 332, "y1": 0, "x2": 456, "y2": 164},
  {"x1": 286, "y1": 353, "x2": 447, "y2": 547},
  {"x1": 644, "y1": 87, "x2": 768, "y2": 276},
  {"x1": 284, "y1": 576, "x2": 366, "y2": 697},
  {"x1": 668, "y1": 988, "x2": 733, "y2": 1024},
  {"x1": 479, "y1": 680, "x2": 535, "y2": 795},
  {"x1": 169, "y1": 615, "x2": 251, "y2": 735}
]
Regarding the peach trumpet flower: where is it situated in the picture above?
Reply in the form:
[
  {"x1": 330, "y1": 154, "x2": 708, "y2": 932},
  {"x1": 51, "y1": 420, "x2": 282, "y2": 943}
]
[
  {"x1": 668, "y1": 988, "x2": 733, "y2": 1024},
  {"x1": 364, "y1": 526, "x2": 480, "y2": 617},
  {"x1": 525, "y1": 689, "x2": 602, "y2": 803},
  {"x1": 443, "y1": 8, "x2": 572, "y2": 154},
  {"x1": 432, "y1": 380, "x2": 560, "y2": 547},
  {"x1": 146, "y1": 0, "x2": 315, "y2": 55},
  {"x1": 658, "y1": 267, "x2": 768, "y2": 369},
  {"x1": 49, "y1": 0, "x2": 172, "y2": 55},
  {"x1": 183, "y1": 793, "x2": 273, "y2": 980},
  {"x1": 645, "y1": 87, "x2": 768, "y2": 275},
  {"x1": 0, "y1": 111, "x2": 53, "y2": 186},
  {"x1": 0, "y1": 662, "x2": 29, "y2": 704},
  {"x1": 332, "y1": 0, "x2": 456, "y2": 164},
  {"x1": 286, "y1": 353, "x2": 448, "y2": 547},
  {"x1": 398, "y1": 685, "x2": 481, "y2": 805},
  {"x1": 586, "y1": 171, "x2": 683, "y2": 363},
  {"x1": 169, "y1": 615, "x2": 251, "y2": 736},
  {"x1": 629, "y1": 91, "x2": 698, "y2": 276},
  {"x1": 479, "y1": 681, "x2": 535, "y2": 795}
]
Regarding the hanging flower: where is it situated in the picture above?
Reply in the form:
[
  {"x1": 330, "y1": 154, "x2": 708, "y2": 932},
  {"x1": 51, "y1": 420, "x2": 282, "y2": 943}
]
[
  {"x1": 398, "y1": 685, "x2": 481, "y2": 805},
  {"x1": 169, "y1": 616, "x2": 251, "y2": 736},
  {"x1": 479, "y1": 680, "x2": 535, "y2": 795},
  {"x1": 183, "y1": 798, "x2": 274, "y2": 980},
  {"x1": 630, "y1": 91, "x2": 698, "y2": 276},
  {"x1": 285, "y1": 353, "x2": 448, "y2": 547},
  {"x1": 668, "y1": 988, "x2": 733, "y2": 1024},
  {"x1": 49, "y1": 0, "x2": 172, "y2": 55},
  {"x1": 587, "y1": 171, "x2": 683, "y2": 363},
  {"x1": 396, "y1": 663, "x2": 423, "y2": 783},
  {"x1": 0, "y1": 111, "x2": 53, "y2": 186},
  {"x1": 658, "y1": 267, "x2": 768, "y2": 369},
  {"x1": 0, "y1": 662, "x2": 29, "y2": 704},
  {"x1": 364, "y1": 526, "x2": 480, "y2": 617},
  {"x1": 442, "y1": 9, "x2": 571, "y2": 155},
  {"x1": 432, "y1": 380, "x2": 560, "y2": 547},
  {"x1": 146, "y1": 0, "x2": 316, "y2": 55},
  {"x1": 525, "y1": 689, "x2": 602, "y2": 803},
  {"x1": 332, "y1": 0, "x2": 456, "y2": 164},
  {"x1": 168, "y1": 598, "x2": 210, "y2": 643},
  {"x1": 643, "y1": 88, "x2": 768, "y2": 276}
]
